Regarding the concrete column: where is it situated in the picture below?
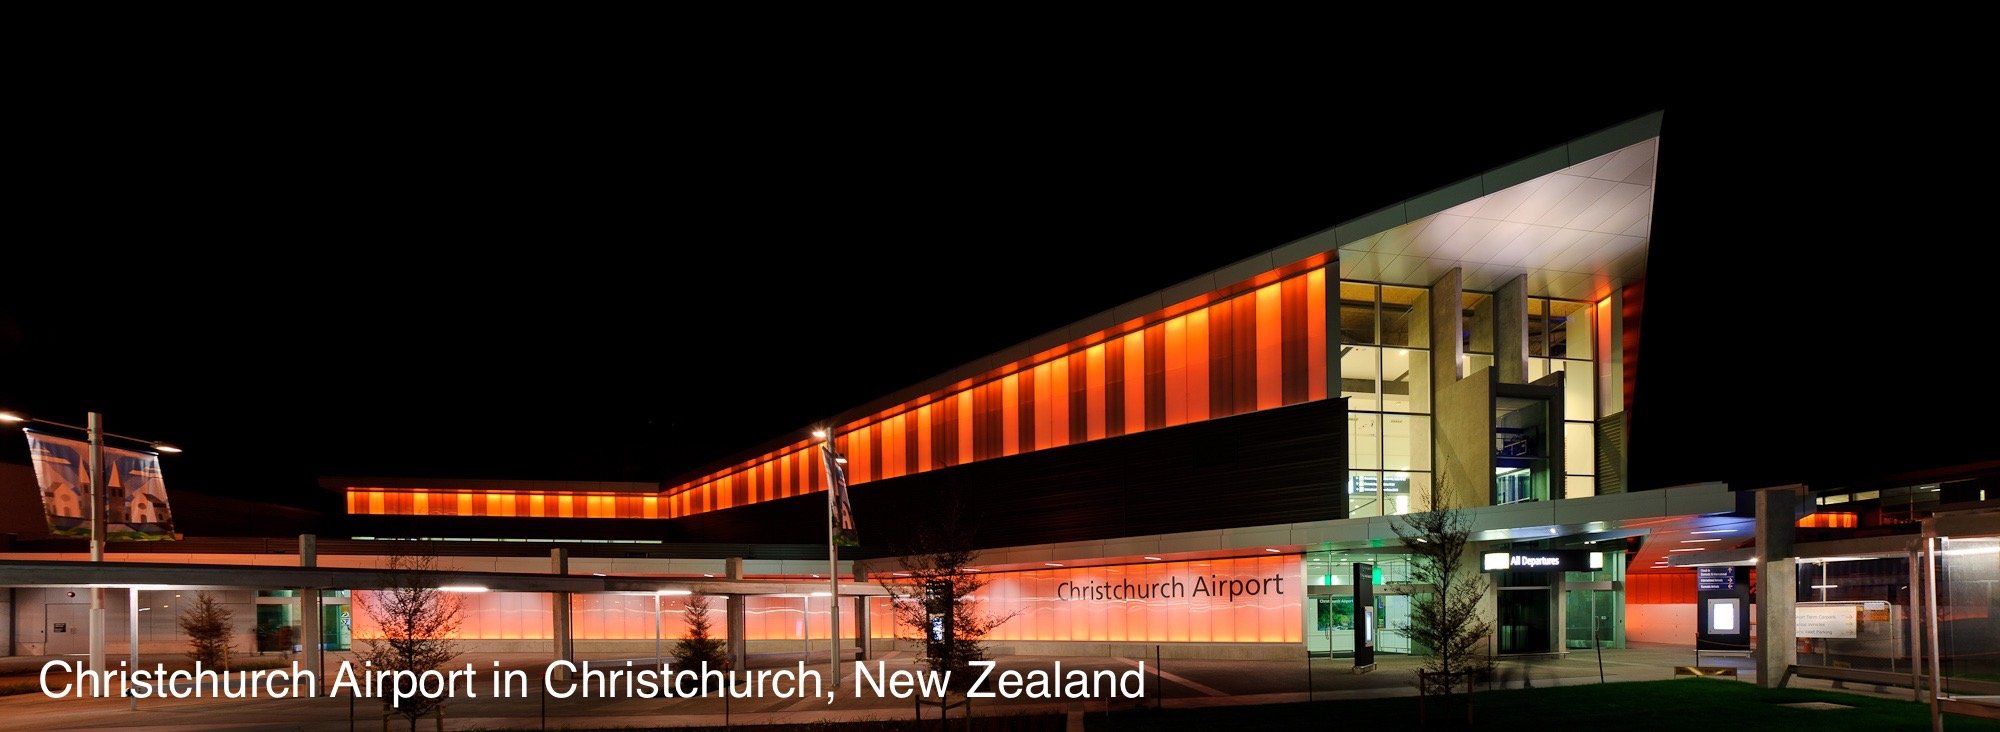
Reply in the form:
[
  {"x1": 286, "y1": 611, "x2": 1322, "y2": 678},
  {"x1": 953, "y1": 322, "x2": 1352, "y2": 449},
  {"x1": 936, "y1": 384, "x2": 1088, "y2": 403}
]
[
  {"x1": 726, "y1": 557, "x2": 745, "y2": 580},
  {"x1": 1755, "y1": 486, "x2": 1803, "y2": 687},
  {"x1": 853, "y1": 595, "x2": 870, "y2": 660},
  {"x1": 1496, "y1": 275, "x2": 1529, "y2": 384},
  {"x1": 1429, "y1": 267, "x2": 1463, "y2": 388},
  {"x1": 298, "y1": 535, "x2": 322, "y2": 688},
  {"x1": 551, "y1": 548, "x2": 574, "y2": 679},
  {"x1": 725, "y1": 594, "x2": 748, "y2": 670}
]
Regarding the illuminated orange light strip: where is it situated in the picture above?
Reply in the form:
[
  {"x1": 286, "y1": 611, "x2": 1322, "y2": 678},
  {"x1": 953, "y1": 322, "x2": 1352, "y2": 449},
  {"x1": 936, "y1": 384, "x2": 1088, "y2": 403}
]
[{"x1": 343, "y1": 265, "x2": 1338, "y2": 520}]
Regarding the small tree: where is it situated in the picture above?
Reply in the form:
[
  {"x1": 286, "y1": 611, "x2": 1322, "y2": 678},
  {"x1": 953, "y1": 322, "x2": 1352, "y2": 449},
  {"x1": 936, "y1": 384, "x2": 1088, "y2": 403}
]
[
  {"x1": 356, "y1": 550, "x2": 463, "y2": 731},
  {"x1": 178, "y1": 591, "x2": 235, "y2": 668},
  {"x1": 672, "y1": 595, "x2": 727, "y2": 668},
  {"x1": 1394, "y1": 475, "x2": 1492, "y2": 697},
  {"x1": 877, "y1": 492, "x2": 1016, "y2": 679}
]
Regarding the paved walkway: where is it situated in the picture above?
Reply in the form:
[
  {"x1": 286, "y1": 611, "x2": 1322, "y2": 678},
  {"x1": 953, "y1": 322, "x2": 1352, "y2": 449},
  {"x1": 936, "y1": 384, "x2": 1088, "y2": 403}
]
[{"x1": 0, "y1": 644, "x2": 1916, "y2": 730}]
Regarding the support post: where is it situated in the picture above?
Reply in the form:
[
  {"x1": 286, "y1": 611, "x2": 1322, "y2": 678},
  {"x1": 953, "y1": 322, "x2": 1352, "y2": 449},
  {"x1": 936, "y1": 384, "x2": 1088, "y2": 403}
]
[
  {"x1": 853, "y1": 595, "x2": 870, "y2": 660},
  {"x1": 726, "y1": 594, "x2": 747, "y2": 671},
  {"x1": 300, "y1": 534, "x2": 322, "y2": 691},
  {"x1": 127, "y1": 586, "x2": 139, "y2": 711},
  {"x1": 551, "y1": 548, "x2": 573, "y2": 680},
  {"x1": 88, "y1": 412, "x2": 106, "y2": 675},
  {"x1": 1754, "y1": 486, "x2": 1802, "y2": 688}
]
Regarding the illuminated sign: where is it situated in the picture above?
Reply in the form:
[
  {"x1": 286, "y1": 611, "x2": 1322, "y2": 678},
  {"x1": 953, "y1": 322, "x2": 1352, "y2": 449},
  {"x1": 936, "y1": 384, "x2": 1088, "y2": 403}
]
[
  {"x1": 1480, "y1": 550, "x2": 1592, "y2": 572},
  {"x1": 1054, "y1": 573, "x2": 1286, "y2": 602},
  {"x1": 1696, "y1": 567, "x2": 1734, "y2": 591},
  {"x1": 976, "y1": 556, "x2": 1303, "y2": 644}
]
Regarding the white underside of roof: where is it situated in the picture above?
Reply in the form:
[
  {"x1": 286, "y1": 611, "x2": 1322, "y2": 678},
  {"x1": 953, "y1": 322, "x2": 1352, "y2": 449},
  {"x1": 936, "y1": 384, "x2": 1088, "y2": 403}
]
[{"x1": 1340, "y1": 137, "x2": 1658, "y2": 300}]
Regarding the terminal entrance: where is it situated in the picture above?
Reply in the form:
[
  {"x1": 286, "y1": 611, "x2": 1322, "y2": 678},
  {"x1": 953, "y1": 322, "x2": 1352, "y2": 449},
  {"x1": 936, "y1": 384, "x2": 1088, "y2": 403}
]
[{"x1": 1307, "y1": 587, "x2": 1414, "y2": 656}]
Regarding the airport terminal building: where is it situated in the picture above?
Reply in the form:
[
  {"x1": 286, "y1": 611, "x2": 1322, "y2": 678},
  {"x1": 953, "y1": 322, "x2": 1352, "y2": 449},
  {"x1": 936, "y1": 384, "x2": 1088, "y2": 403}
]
[{"x1": 3, "y1": 111, "x2": 1838, "y2": 665}]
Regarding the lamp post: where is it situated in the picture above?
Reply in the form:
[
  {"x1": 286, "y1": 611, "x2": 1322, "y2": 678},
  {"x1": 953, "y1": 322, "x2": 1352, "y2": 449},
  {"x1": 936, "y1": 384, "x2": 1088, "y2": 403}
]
[
  {"x1": 812, "y1": 429, "x2": 842, "y2": 688},
  {"x1": 2, "y1": 410, "x2": 181, "y2": 685}
]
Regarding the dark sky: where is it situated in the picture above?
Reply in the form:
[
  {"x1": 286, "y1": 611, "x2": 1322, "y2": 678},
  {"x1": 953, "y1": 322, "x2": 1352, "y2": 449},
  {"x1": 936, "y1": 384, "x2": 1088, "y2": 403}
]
[{"x1": 3, "y1": 93, "x2": 1991, "y2": 508}]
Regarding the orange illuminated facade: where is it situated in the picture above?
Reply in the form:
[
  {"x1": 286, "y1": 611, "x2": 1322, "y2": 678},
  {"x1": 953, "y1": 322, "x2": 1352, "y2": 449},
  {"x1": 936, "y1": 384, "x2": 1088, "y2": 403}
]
[
  {"x1": 1798, "y1": 512, "x2": 1859, "y2": 529},
  {"x1": 344, "y1": 260, "x2": 1333, "y2": 521},
  {"x1": 348, "y1": 555, "x2": 1301, "y2": 645}
]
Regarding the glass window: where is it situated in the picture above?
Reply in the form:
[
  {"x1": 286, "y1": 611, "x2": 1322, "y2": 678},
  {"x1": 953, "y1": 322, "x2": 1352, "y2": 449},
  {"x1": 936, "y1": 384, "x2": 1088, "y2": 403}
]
[
  {"x1": 1548, "y1": 300, "x2": 1592, "y2": 359},
  {"x1": 1382, "y1": 414, "x2": 1430, "y2": 471},
  {"x1": 1349, "y1": 414, "x2": 1381, "y2": 469},
  {"x1": 1382, "y1": 348, "x2": 1430, "y2": 414},
  {"x1": 1380, "y1": 286, "x2": 1429, "y2": 348},
  {"x1": 1385, "y1": 472, "x2": 1431, "y2": 515},
  {"x1": 1557, "y1": 360, "x2": 1594, "y2": 421},
  {"x1": 1527, "y1": 358, "x2": 1550, "y2": 383},
  {"x1": 1463, "y1": 353, "x2": 1493, "y2": 378},
  {"x1": 1528, "y1": 299, "x2": 1549, "y2": 358},
  {"x1": 1340, "y1": 282, "x2": 1377, "y2": 345},
  {"x1": 1348, "y1": 471, "x2": 1382, "y2": 517},
  {"x1": 1463, "y1": 292, "x2": 1493, "y2": 354},
  {"x1": 1565, "y1": 422, "x2": 1596, "y2": 477},
  {"x1": 1341, "y1": 345, "x2": 1380, "y2": 411}
]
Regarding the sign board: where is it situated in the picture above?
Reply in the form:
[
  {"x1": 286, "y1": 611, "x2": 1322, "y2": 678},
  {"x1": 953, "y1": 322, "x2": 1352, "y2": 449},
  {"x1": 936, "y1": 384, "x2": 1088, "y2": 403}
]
[
  {"x1": 1696, "y1": 567, "x2": 1735, "y2": 591},
  {"x1": 1353, "y1": 563, "x2": 1374, "y2": 670},
  {"x1": 1797, "y1": 604, "x2": 1859, "y2": 639},
  {"x1": 1481, "y1": 550, "x2": 1592, "y2": 572},
  {"x1": 923, "y1": 580, "x2": 953, "y2": 660},
  {"x1": 1696, "y1": 566, "x2": 1751, "y2": 650}
]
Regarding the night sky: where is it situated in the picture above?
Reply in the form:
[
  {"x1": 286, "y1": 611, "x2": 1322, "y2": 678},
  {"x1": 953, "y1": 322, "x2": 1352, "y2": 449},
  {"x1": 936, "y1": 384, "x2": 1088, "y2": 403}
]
[{"x1": 3, "y1": 95, "x2": 1991, "y2": 510}]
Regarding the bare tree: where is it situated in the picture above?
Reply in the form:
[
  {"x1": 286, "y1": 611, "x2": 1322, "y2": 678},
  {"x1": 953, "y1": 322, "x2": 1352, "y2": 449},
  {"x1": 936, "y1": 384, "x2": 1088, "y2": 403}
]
[
  {"x1": 356, "y1": 550, "x2": 463, "y2": 730},
  {"x1": 876, "y1": 493, "x2": 1016, "y2": 678},
  {"x1": 1394, "y1": 476, "x2": 1491, "y2": 697},
  {"x1": 178, "y1": 591, "x2": 234, "y2": 668}
]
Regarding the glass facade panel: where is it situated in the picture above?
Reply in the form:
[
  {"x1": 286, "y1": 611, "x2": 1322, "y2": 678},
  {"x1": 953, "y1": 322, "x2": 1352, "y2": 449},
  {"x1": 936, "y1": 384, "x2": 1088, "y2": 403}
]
[
  {"x1": 1383, "y1": 349, "x2": 1430, "y2": 413},
  {"x1": 1341, "y1": 346, "x2": 1380, "y2": 411},
  {"x1": 1565, "y1": 476, "x2": 1595, "y2": 499},
  {"x1": 1565, "y1": 422, "x2": 1596, "y2": 477},
  {"x1": 1349, "y1": 414, "x2": 1381, "y2": 469},
  {"x1": 1340, "y1": 282, "x2": 1377, "y2": 344},
  {"x1": 1387, "y1": 472, "x2": 1431, "y2": 515},
  {"x1": 1548, "y1": 299, "x2": 1592, "y2": 359},
  {"x1": 1347, "y1": 470, "x2": 1382, "y2": 517},
  {"x1": 1380, "y1": 286, "x2": 1428, "y2": 348},
  {"x1": 1463, "y1": 292, "x2": 1493, "y2": 354},
  {"x1": 1527, "y1": 298, "x2": 1548, "y2": 357},
  {"x1": 1382, "y1": 414, "x2": 1430, "y2": 471},
  {"x1": 1463, "y1": 353, "x2": 1493, "y2": 378},
  {"x1": 1345, "y1": 281, "x2": 1437, "y2": 518},
  {"x1": 1554, "y1": 360, "x2": 1595, "y2": 421}
]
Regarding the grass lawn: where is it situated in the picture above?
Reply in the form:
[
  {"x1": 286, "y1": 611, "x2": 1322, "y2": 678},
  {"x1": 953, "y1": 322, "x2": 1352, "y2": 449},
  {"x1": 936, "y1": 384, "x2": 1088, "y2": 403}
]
[{"x1": 1086, "y1": 678, "x2": 2000, "y2": 731}]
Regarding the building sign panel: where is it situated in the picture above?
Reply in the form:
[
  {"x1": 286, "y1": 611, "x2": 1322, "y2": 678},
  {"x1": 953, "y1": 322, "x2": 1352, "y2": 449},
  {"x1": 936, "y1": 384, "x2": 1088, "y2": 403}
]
[
  {"x1": 1796, "y1": 604, "x2": 1859, "y2": 639},
  {"x1": 1696, "y1": 567, "x2": 1734, "y2": 591},
  {"x1": 973, "y1": 555, "x2": 1303, "y2": 644},
  {"x1": 1480, "y1": 550, "x2": 1592, "y2": 572}
]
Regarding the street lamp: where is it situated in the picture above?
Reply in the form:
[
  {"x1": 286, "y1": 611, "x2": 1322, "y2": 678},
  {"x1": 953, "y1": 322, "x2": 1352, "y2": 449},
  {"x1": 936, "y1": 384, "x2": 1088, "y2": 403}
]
[{"x1": 4, "y1": 410, "x2": 182, "y2": 687}]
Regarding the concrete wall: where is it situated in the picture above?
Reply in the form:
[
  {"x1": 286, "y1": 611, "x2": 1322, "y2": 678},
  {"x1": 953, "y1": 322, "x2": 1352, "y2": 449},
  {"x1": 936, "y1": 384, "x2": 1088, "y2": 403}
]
[
  {"x1": 1434, "y1": 369, "x2": 1493, "y2": 509},
  {"x1": 1626, "y1": 604, "x2": 1696, "y2": 645}
]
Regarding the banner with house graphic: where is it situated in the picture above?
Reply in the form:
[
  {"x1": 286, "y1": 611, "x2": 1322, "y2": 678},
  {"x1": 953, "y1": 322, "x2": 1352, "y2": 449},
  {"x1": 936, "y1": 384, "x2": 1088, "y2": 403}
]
[{"x1": 25, "y1": 431, "x2": 177, "y2": 540}]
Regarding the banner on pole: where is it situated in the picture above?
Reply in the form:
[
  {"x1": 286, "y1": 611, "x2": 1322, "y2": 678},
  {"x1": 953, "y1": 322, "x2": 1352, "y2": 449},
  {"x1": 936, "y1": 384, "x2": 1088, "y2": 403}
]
[
  {"x1": 821, "y1": 440, "x2": 858, "y2": 547},
  {"x1": 24, "y1": 431, "x2": 178, "y2": 540}
]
